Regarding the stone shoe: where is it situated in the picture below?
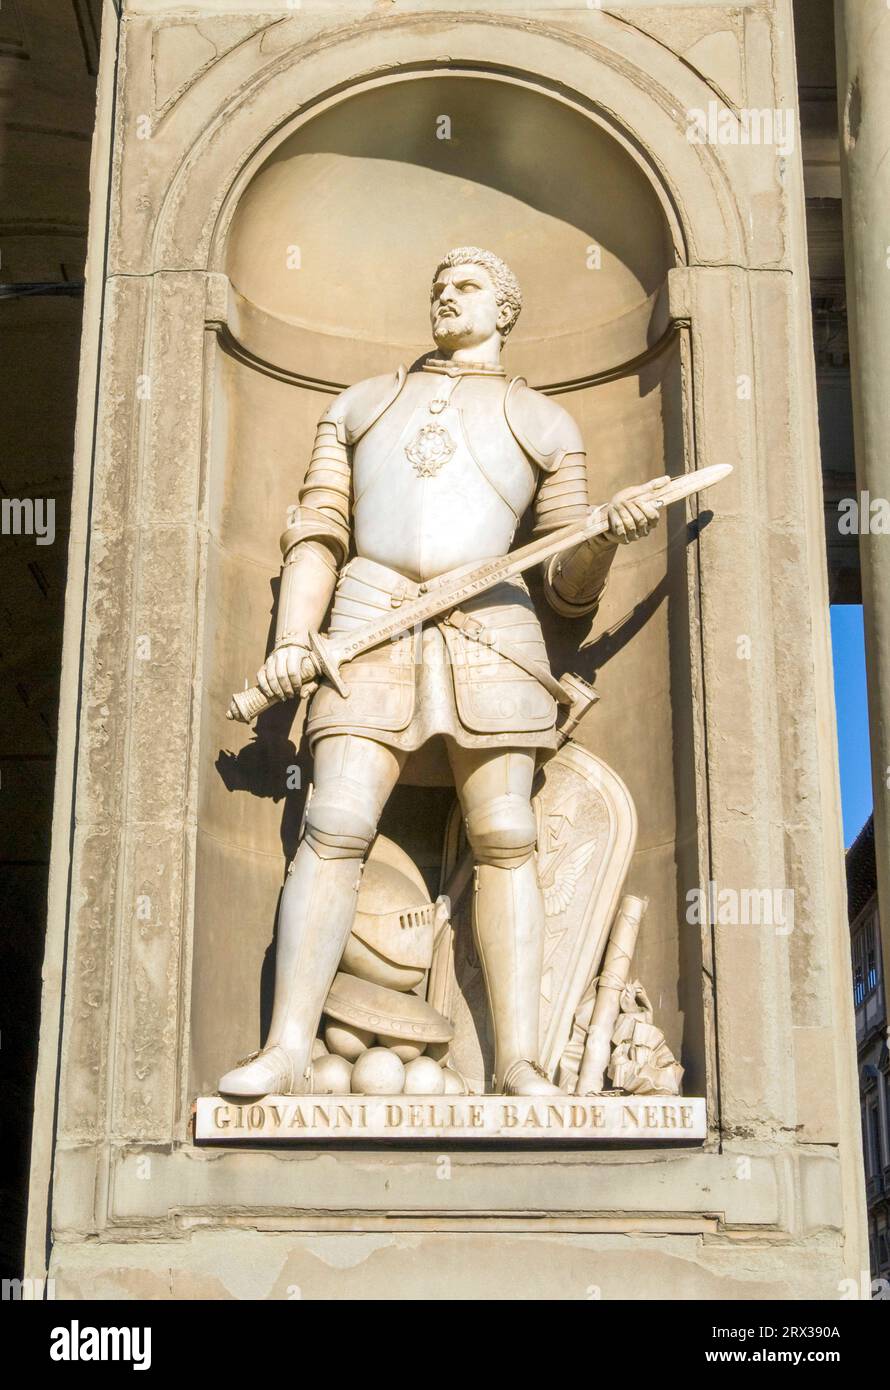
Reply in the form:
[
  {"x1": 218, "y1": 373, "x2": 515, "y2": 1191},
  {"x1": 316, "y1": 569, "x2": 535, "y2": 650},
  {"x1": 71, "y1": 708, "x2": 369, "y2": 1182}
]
[
  {"x1": 501, "y1": 1060, "x2": 562, "y2": 1097},
  {"x1": 218, "y1": 1045, "x2": 307, "y2": 1098}
]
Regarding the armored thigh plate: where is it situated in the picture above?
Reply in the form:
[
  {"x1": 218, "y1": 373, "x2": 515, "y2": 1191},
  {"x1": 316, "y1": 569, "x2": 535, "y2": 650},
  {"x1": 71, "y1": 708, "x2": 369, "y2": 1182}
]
[
  {"x1": 306, "y1": 559, "x2": 558, "y2": 749},
  {"x1": 306, "y1": 558, "x2": 417, "y2": 739},
  {"x1": 441, "y1": 577, "x2": 557, "y2": 734}
]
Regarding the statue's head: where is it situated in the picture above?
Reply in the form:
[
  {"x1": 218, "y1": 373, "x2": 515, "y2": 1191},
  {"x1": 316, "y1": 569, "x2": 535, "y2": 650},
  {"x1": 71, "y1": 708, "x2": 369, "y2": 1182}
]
[{"x1": 430, "y1": 247, "x2": 522, "y2": 354}]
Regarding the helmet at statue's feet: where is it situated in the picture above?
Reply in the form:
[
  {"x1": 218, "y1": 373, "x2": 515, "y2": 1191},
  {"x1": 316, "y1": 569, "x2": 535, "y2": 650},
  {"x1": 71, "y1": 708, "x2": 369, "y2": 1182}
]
[
  {"x1": 218, "y1": 1045, "x2": 307, "y2": 1097},
  {"x1": 501, "y1": 1060, "x2": 562, "y2": 1097}
]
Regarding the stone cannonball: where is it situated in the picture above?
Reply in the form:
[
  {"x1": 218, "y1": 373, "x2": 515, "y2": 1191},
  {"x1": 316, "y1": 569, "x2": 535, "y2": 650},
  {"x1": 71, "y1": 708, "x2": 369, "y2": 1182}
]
[
  {"x1": 311, "y1": 1054, "x2": 353, "y2": 1094},
  {"x1": 403, "y1": 1056, "x2": 446, "y2": 1095},
  {"x1": 325, "y1": 1019, "x2": 375, "y2": 1061},
  {"x1": 377, "y1": 1034, "x2": 426, "y2": 1063},
  {"x1": 351, "y1": 1047, "x2": 406, "y2": 1096}
]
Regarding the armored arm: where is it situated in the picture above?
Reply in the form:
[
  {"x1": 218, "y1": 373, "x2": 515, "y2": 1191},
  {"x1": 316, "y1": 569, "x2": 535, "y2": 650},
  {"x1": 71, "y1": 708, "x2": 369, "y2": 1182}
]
[
  {"x1": 274, "y1": 410, "x2": 350, "y2": 652},
  {"x1": 256, "y1": 370, "x2": 406, "y2": 705},
  {"x1": 505, "y1": 378, "x2": 616, "y2": 620},
  {"x1": 534, "y1": 452, "x2": 617, "y2": 619}
]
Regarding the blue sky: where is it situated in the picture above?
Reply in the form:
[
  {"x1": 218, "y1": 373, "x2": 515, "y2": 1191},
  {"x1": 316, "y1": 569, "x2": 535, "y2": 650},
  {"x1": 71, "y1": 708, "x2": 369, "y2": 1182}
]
[{"x1": 830, "y1": 605, "x2": 873, "y2": 847}]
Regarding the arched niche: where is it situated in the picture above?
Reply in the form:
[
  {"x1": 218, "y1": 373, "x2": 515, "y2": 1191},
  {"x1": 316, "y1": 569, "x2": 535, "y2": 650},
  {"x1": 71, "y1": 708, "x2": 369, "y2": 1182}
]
[
  {"x1": 223, "y1": 75, "x2": 673, "y2": 384},
  {"x1": 189, "y1": 69, "x2": 704, "y2": 1102}
]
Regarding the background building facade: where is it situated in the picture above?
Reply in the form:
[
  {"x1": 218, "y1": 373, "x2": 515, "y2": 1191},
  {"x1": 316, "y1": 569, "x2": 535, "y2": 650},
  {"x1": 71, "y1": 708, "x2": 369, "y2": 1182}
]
[{"x1": 847, "y1": 817, "x2": 890, "y2": 1285}]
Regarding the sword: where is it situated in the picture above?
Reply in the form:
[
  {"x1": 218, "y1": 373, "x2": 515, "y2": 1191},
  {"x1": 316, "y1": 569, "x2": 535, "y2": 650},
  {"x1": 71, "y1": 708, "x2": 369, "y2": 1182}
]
[{"x1": 227, "y1": 463, "x2": 731, "y2": 723}]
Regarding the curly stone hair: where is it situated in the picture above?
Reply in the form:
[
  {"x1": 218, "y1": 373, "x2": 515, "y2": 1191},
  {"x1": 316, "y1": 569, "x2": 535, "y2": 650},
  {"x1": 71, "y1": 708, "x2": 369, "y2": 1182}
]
[{"x1": 431, "y1": 246, "x2": 523, "y2": 338}]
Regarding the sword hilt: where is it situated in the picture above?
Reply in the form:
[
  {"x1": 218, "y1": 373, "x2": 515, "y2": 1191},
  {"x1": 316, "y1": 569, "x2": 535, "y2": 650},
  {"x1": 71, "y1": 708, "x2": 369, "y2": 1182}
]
[
  {"x1": 308, "y1": 629, "x2": 349, "y2": 699},
  {"x1": 227, "y1": 684, "x2": 273, "y2": 724},
  {"x1": 226, "y1": 630, "x2": 347, "y2": 724}
]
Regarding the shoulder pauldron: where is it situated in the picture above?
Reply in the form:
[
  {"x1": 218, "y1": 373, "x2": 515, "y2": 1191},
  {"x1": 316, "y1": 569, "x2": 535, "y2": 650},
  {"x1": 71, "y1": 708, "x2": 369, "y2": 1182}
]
[
  {"x1": 504, "y1": 377, "x2": 586, "y2": 473},
  {"x1": 321, "y1": 366, "x2": 408, "y2": 446}
]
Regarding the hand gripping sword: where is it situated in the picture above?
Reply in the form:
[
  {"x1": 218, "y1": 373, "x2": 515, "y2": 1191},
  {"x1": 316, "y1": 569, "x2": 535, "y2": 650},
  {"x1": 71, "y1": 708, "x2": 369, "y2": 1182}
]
[{"x1": 227, "y1": 463, "x2": 731, "y2": 724}]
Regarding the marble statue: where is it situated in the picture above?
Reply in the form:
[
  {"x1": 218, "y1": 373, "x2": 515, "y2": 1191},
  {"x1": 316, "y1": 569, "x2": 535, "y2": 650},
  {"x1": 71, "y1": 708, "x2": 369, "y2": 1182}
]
[{"x1": 219, "y1": 247, "x2": 670, "y2": 1100}]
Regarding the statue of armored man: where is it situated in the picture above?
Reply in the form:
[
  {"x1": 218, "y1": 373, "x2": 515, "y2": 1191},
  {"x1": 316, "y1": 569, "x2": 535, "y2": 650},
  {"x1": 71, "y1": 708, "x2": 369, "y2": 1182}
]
[{"x1": 219, "y1": 247, "x2": 666, "y2": 1099}]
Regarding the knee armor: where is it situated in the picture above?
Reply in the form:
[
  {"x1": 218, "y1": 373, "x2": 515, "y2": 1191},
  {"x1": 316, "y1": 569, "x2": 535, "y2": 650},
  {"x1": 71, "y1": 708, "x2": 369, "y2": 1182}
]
[
  {"x1": 303, "y1": 782, "x2": 378, "y2": 859},
  {"x1": 464, "y1": 793, "x2": 537, "y2": 869}
]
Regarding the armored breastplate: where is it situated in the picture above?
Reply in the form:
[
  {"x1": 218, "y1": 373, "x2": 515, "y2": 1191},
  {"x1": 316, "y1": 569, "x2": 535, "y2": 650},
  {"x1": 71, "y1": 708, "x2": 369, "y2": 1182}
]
[{"x1": 352, "y1": 368, "x2": 538, "y2": 583}]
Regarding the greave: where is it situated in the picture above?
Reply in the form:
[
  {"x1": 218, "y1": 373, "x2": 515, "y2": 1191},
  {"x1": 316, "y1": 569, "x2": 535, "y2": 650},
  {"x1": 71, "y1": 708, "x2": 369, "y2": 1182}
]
[
  {"x1": 265, "y1": 841, "x2": 363, "y2": 1076},
  {"x1": 472, "y1": 857, "x2": 546, "y2": 1089}
]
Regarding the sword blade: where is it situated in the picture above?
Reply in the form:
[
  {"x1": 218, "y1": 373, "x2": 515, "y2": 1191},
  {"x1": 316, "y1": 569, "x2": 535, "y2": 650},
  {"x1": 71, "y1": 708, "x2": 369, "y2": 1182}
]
[
  {"x1": 325, "y1": 463, "x2": 730, "y2": 667},
  {"x1": 227, "y1": 463, "x2": 730, "y2": 722}
]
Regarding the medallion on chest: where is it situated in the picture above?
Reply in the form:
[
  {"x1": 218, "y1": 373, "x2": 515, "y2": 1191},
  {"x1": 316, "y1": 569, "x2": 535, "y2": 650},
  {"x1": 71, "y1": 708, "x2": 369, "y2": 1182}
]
[{"x1": 404, "y1": 376, "x2": 459, "y2": 478}]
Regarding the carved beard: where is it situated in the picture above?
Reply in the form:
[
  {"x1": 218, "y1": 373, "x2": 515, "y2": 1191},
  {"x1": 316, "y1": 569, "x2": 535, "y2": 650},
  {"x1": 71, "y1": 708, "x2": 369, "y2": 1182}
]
[{"x1": 433, "y1": 313, "x2": 476, "y2": 350}]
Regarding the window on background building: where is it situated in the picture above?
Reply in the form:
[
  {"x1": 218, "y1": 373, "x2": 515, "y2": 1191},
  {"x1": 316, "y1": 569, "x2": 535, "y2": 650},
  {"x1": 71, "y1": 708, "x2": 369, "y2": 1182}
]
[
  {"x1": 866, "y1": 915, "x2": 878, "y2": 994},
  {"x1": 862, "y1": 1100, "x2": 872, "y2": 1176},
  {"x1": 868, "y1": 1099, "x2": 882, "y2": 1176},
  {"x1": 852, "y1": 911, "x2": 881, "y2": 1006}
]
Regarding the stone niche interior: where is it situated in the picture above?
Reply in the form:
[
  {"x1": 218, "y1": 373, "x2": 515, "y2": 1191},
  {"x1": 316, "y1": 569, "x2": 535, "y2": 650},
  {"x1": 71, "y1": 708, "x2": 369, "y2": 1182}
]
[{"x1": 189, "y1": 74, "x2": 707, "y2": 1100}]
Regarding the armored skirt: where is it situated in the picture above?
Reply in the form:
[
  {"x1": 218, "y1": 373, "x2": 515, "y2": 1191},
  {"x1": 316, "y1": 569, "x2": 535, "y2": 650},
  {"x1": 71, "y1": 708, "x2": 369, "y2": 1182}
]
[{"x1": 305, "y1": 556, "x2": 559, "y2": 752}]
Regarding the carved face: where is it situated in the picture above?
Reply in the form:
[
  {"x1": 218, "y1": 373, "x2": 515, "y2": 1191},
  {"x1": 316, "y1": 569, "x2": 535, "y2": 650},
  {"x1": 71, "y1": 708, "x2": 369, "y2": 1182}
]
[{"x1": 430, "y1": 263, "x2": 510, "y2": 352}]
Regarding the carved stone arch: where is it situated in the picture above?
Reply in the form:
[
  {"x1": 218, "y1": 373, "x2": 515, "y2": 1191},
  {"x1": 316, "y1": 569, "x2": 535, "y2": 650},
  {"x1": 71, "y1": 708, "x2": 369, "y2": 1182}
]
[{"x1": 137, "y1": 14, "x2": 751, "y2": 278}]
